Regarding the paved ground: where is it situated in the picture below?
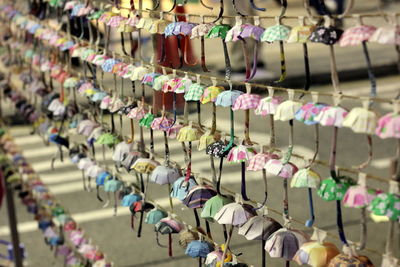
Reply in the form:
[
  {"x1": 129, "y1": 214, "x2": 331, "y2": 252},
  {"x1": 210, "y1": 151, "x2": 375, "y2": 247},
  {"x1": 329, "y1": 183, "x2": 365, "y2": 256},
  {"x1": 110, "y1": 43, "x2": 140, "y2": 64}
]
[{"x1": 1, "y1": 1, "x2": 400, "y2": 267}]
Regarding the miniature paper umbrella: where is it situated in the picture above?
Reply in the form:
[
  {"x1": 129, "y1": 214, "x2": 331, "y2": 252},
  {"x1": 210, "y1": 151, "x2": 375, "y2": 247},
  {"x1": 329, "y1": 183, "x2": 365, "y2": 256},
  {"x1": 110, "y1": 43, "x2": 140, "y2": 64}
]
[
  {"x1": 201, "y1": 195, "x2": 234, "y2": 222},
  {"x1": 291, "y1": 168, "x2": 321, "y2": 227},
  {"x1": 265, "y1": 228, "x2": 310, "y2": 261},
  {"x1": 294, "y1": 241, "x2": 340, "y2": 267},
  {"x1": 206, "y1": 24, "x2": 232, "y2": 79},
  {"x1": 261, "y1": 17, "x2": 291, "y2": 83}
]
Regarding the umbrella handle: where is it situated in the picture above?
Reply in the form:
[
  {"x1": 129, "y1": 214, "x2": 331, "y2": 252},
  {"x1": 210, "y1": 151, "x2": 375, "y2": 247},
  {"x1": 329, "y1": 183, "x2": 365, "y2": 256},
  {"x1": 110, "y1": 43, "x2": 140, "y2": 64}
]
[
  {"x1": 200, "y1": 0, "x2": 213, "y2": 10},
  {"x1": 137, "y1": 211, "x2": 144, "y2": 238},
  {"x1": 223, "y1": 109, "x2": 235, "y2": 152},
  {"x1": 329, "y1": 127, "x2": 339, "y2": 181},
  {"x1": 200, "y1": 37, "x2": 209, "y2": 72},
  {"x1": 241, "y1": 40, "x2": 251, "y2": 82},
  {"x1": 358, "y1": 207, "x2": 367, "y2": 250},
  {"x1": 336, "y1": 200, "x2": 348, "y2": 245},
  {"x1": 217, "y1": 157, "x2": 226, "y2": 196},
  {"x1": 198, "y1": 102, "x2": 203, "y2": 130},
  {"x1": 307, "y1": 124, "x2": 319, "y2": 168},
  {"x1": 246, "y1": 41, "x2": 259, "y2": 82},
  {"x1": 283, "y1": 179, "x2": 289, "y2": 221},
  {"x1": 356, "y1": 135, "x2": 373, "y2": 170},
  {"x1": 96, "y1": 185, "x2": 103, "y2": 202},
  {"x1": 274, "y1": 41, "x2": 286, "y2": 84},
  {"x1": 302, "y1": 43, "x2": 311, "y2": 94},
  {"x1": 212, "y1": 0, "x2": 224, "y2": 23},
  {"x1": 361, "y1": 42, "x2": 377, "y2": 99},
  {"x1": 120, "y1": 32, "x2": 129, "y2": 56},
  {"x1": 148, "y1": 0, "x2": 160, "y2": 10},
  {"x1": 250, "y1": 0, "x2": 266, "y2": 11},
  {"x1": 261, "y1": 240, "x2": 266, "y2": 267},
  {"x1": 184, "y1": 37, "x2": 198, "y2": 66},
  {"x1": 168, "y1": 233, "x2": 173, "y2": 257},
  {"x1": 220, "y1": 226, "x2": 234, "y2": 267},
  {"x1": 329, "y1": 45, "x2": 341, "y2": 94},
  {"x1": 205, "y1": 220, "x2": 212, "y2": 240},
  {"x1": 305, "y1": 188, "x2": 315, "y2": 227},
  {"x1": 241, "y1": 162, "x2": 250, "y2": 201},
  {"x1": 232, "y1": 0, "x2": 245, "y2": 16},
  {"x1": 254, "y1": 169, "x2": 268, "y2": 210},
  {"x1": 210, "y1": 155, "x2": 217, "y2": 188},
  {"x1": 222, "y1": 39, "x2": 232, "y2": 80},
  {"x1": 81, "y1": 170, "x2": 87, "y2": 191},
  {"x1": 193, "y1": 209, "x2": 200, "y2": 228}
]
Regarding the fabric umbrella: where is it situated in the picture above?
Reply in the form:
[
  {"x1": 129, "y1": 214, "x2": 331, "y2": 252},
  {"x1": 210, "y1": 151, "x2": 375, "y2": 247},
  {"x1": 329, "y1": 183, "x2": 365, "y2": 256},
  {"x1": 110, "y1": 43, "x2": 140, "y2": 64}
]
[
  {"x1": 295, "y1": 241, "x2": 340, "y2": 267},
  {"x1": 265, "y1": 228, "x2": 310, "y2": 261},
  {"x1": 206, "y1": 24, "x2": 232, "y2": 79},
  {"x1": 239, "y1": 213, "x2": 282, "y2": 267},
  {"x1": 214, "y1": 196, "x2": 256, "y2": 266},
  {"x1": 291, "y1": 168, "x2": 321, "y2": 227},
  {"x1": 309, "y1": 17, "x2": 343, "y2": 94},
  {"x1": 155, "y1": 216, "x2": 184, "y2": 257},
  {"x1": 287, "y1": 18, "x2": 315, "y2": 91},
  {"x1": 342, "y1": 101, "x2": 377, "y2": 169},
  {"x1": 201, "y1": 195, "x2": 234, "y2": 222},
  {"x1": 247, "y1": 151, "x2": 279, "y2": 207},
  {"x1": 260, "y1": 17, "x2": 291, "y2": 83},
  {"x1": 339, "y1": 18, "x2": 377, "y2": 98},
  {"x1": 191, "y1": 22, "x2": 214, "y2": 72},
  {"x1": 343, "y1": 173, "x2": 377, "y2": 250},
  {"x1": 318, "y1": 175, "x2": 355, "y2": 245},
  {"x1": 227, "y1": 144, "x2": 257, "y2": 200},
  {"x1": 145, "y1": 208, "x2": 168, "y2": 225}
]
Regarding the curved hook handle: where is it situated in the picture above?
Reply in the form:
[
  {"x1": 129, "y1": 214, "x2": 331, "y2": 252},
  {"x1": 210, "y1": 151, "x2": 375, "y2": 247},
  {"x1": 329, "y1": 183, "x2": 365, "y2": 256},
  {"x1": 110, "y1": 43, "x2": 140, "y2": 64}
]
[
  {"x1": 167, "y1": 0, "x2": 177, "y2": 13},
  {"x1": 148, "y1": 0, "x2": 160, "y2": 11},
  {"x1": 213, "y1": 0, "x2": 224, "y2": 23},
  {"x1": 232, "y1": 0, "x2": 246, "y2": 16},
  {"x1": 200, "y1": 0, "x2": 214, "y2": 10},
  {"x1": 250, "y1": 0, "x2": 266, "y2": 11}
]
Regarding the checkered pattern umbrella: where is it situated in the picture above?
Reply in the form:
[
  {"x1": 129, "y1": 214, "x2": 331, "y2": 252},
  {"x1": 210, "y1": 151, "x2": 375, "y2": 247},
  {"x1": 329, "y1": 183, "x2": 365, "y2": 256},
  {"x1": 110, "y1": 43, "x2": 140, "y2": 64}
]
[
  {"x1": 184, "y1": 83, "x2": 205, "y2": 102},
  {"x1": 261, "y1": 24, "x2": 291, "y2": 42},
  {"x1": 339, "y1": 25, "x2": 376, "y2": 47},
  {"x1": 232, "y1": 93, "x2": 261, "y2": 111}
]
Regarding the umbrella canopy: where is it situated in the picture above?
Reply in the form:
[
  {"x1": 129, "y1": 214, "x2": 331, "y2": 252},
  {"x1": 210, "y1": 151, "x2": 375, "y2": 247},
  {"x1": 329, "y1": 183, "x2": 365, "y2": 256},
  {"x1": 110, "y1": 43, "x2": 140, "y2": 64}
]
[
  {"x1": 155, "y1": 217, "x2": 184, "y2": 234},
  {"x1": 145, "y1": 209, "x2": 168, "y2": 224},
  {"x1": 176, "y1": 125, "x2": 202, "y2": 142},
  {"x1": 264, "y1": 159, "x2": 298, "y2": 179},
  {"x1": 375, "y1": 112, "x2": 400, "y2": 139},
  {"x1": 295, "y1": 103, "x2": 327, "y2": 125},
  {"x1": 96, "y1": 133, "x2": 120, "y2": 148},
  {"x1": 139, "y1": 113, "x2": 155, "y2": 128},
  {"x1": 201, "y1": 195, "x2": 234, "y2": 222},
  {"x1": 191, "y1": 23, "x2": 214, "y2": 38},
  {"x1": 150, "y1": 165, "x2": 181, "y2": 185},
  {"x1": 131, "y1": 158, "x2": 160, "y2": 174},
  {"x1": 206, "y1": 140, "x2": 234, "y2": 158},
  {"x1": 261, "y1": 24, "x2": 291, "y2": 42},
  {"x1": 314, "y1": 105, "x2": 349, "y2": 127},
  {"x1": 200, "y1": 86, "x2": 224, "y2": 104},
  {"x1": 255, "y1": 96, "x2": 283, "y2": 116},
  {"x1": 206, "y1": 25, "x2": 232, "y2": 39},
  {"x1": 294, "y1": 241, "x2": 340, "y2": 267},
  {"x1": 327, "y1": 253, "x2": 375, "y2": 267},
  {"x1": 142, "y1": 72, "x2": 161, "y2": 87},
  {"x1": 369, "y1": 192, "x2": 400, "y2": 221},
  {"x1": 370, "y1": 25, "x2": 400, "y2": 45},
  {"x1": 238, "y1": 215, "x2": 282, "y2": 241},
  {"x1": 153, "y1": 75, "x2": 172, "y2": 91},
  {"x1": 151, "y1": 117, "x2": 174, "y2": 131},
  {"x1": 121, "y1": 193, "x2": 142, "y2": 207},
  {"x1": 170, "y1": 177, "x2": 198, "y2": 201},
  {"x1": 185, "y1": 240, "x2": 214, "y2": 258},
  {"x1": 216, "y1": 90, "x2": 244, "y2": 108},
  {"x1": 339, "y1": 25, "x2": 376, "y2": 47},
  {"x1": 343, "y1": 185, "x2": 377, "y2": 208},
  {"x1": 232, "y1": 94, "x2": 261, "y2": 111},
  {"x1": 227, "y1": 145, "x2": 257, "y2": 163},
  {"x1": 185, "y1": 83, "x2": 206, "y2": 102},
  {"x1": 198, "y1": 132, "x2": 218, "y2": 151},
  {"x1": 309, "y1": 26, "x2": 343, "y2": 45},
  {"x1": 214, "y1": 202, "x2": 256, "y2": 226},
  {"x1": 291, "y1": 168, "x2": 321, "y2": 189},
  {"x1": 247, "y1": 152, "x2": 279, "y2": 171},
  {"x1": 104, "y1": 179, "x2": 123, "y2": 192},
  {"x1": 112, "y1": 141, "x2": 132, "y2": 164},
  {"x1": 317, "y1": 176, "x2": 355, "y2": 202},
  {"x1": 265, "y1": 228, "x2": 310, "y2": 261},
  {"x1": 182, "y1": 185, "x2": 217, "y2": 209},
  {"x1": 274, "y1": 100, "x2": 303, "y2": 121},
  {"x1": 121, "y1": 151, "x2": 141, "y2": 171},
  {"x1": 342, "y1": 107, "x2": 377, "y2": 135},
  {"x1": 287, "y1": 25, "x2": 315, "y2": 43}
]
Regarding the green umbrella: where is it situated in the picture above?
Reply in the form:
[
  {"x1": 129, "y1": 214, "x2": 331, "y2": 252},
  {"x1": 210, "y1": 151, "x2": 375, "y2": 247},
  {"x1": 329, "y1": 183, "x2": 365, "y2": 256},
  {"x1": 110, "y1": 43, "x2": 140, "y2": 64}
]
[
  {"x1": 96, "y1": 133, "x2": 120, "y2": 148},
  {"x1": 206, "y1": 25, "x2": 232, "y2": 80},
  {"x1": 201, "y1": 195, "x2": 234, "y2": 222},
  {"x1": 139, "y1": 113, "x2": 155, "y2": 128}
]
